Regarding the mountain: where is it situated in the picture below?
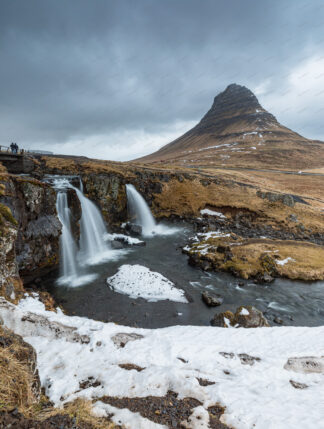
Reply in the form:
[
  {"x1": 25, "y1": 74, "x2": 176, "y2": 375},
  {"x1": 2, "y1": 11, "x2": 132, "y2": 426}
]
[{"x1": 136, "y1": 84, "x2": 324, "y2": 170}]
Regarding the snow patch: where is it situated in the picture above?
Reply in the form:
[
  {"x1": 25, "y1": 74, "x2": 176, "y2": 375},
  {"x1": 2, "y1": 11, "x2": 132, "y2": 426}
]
[
  {"x1": 200, "y1": 209, "x2": 226, "y2": 219},
  {"x1": 107, "y1": 264, "x2": 188, "y2": 303},
  {"x1": 276, "y1": 257, "x2": 295, "y2": 266}
]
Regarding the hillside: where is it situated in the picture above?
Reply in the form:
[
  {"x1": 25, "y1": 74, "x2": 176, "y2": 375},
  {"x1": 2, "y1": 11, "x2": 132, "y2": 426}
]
[{"x1": 137, "y1": 84, "x2": 324, "y2": 170}]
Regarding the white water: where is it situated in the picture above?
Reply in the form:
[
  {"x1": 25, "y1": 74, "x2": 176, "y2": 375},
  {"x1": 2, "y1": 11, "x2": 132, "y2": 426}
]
[
  {"x1": 126, "y1": 184, "x2": 181, "y2": 237},
  {"x1": 54, "y1": 177, "x2": 125, "y2": 287},
  {"x1": 56, "y1": 192, "x2": 78, "y2": 280},
  {"x1": 55, "y1": 185, "x2": 97, "y2": 287},
  {"x1": 126, "y1": 184, "x2": 156, "y2": 236},
  {"x1": 70, "y1": 185, "x2": 120, "y2": 265}
]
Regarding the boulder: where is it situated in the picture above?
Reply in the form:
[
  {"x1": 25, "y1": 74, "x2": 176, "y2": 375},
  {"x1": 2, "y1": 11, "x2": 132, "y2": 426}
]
[
  {"x1": 201, "y1": 291, "x2": 223, "y2": 307},
  {"x1": 255, "y1": 273, "x2": 275, "y2": 284},
  {"x1": 111, "y1": 240, "x2": 124, "y2": 249},
  {"x1": 284, "y1": 356, "x2": 324, "y2": 374},
  {"x1": 234, "y1": 306, "x2": 270, "y2": 328},
  {"x1": 125, "y1": 223, "x2": 142, "y2": 236},
  {"x1": 211, "y1": 305, "x2": 270, "y2": 328},
  {"x1": 257, "y1": 190, "x2": 295, "y2": 207},
  {"x1": 210, "y1": 310, "x2": 235, "y2": 327}
]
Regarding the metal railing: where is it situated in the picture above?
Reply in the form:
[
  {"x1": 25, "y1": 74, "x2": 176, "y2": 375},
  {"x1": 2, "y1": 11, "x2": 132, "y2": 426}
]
[{"x1": 0, "y1": 145, "x2": 25, "y2": 155}]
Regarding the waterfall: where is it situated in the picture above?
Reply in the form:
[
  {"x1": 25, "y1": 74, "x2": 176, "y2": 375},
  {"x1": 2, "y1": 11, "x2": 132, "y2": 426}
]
[
  {"x1": 71, "y1": 185, "x2": 111, "y2": 264},
  {"x1": 126, "y1": 184, "x2": 156, "y2": 236},
  {"x1": 56, "y1": 191, "x2": 79, "y2": 280},
  {"x1": 54, "y1": 177, "x2": 113, "y2": 287}
]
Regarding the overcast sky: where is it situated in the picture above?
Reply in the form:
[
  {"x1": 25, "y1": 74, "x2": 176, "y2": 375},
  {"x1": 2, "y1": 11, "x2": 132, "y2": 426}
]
[{"x1": 1, "y1": 0, "x2": 324, "y2": 160}]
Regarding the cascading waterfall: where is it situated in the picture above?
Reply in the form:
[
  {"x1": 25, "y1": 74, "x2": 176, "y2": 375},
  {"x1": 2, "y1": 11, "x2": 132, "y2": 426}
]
[
  {"x1": 71, "y1": 185, "x2": 111, "y2": 264},
  {"x1": 54, "y1": 177, "x2": 116, "y2": 287},
  {"x1": 126, "y1": 184, "x2": 156, "y2": 236},
  {"x1": 56, "y1": 191, "x2": 79, "y2": 281}
]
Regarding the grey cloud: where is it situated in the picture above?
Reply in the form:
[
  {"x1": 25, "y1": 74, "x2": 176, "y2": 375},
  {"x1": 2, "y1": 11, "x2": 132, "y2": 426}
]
[{"x1": 0, "y1": 0, "x2": 324, "y2": 158}]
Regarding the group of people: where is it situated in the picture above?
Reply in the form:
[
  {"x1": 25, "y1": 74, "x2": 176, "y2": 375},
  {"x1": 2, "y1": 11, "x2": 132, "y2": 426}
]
[{"x1": 10, "y1": 142, "x2": 19, "y2": 154}]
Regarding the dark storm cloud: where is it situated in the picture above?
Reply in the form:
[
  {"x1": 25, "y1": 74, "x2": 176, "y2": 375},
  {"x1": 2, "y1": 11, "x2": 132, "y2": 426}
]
[{"x1": 1, "y1": 0, "x2": 324, "y2": 159}]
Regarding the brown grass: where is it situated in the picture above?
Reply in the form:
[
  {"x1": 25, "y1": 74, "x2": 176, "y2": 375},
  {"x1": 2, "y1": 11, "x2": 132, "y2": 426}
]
[
  {"x1": 39, "y1": 398, "x2": 116, "y2": 428},
  {"x1": 152, "y1": 176, "x2": 324, "y2": 234},
  {"x1": 187, "y1": 234, "x2": 324, "y2": 281},
  {"x1": 0, "y1": 344, "x2": 36, "y2": 411}
]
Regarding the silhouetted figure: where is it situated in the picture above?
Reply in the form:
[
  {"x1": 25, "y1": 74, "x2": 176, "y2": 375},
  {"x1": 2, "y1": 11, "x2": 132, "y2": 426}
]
[
  {"x1": 10, "y1": 142, "x2": 15, "y2": 153},
  {"x1": 15, "y1": 143, "x2": 19, "y2": 154}
]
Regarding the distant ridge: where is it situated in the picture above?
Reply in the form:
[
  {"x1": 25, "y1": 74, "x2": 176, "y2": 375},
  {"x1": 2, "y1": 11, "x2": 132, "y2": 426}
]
[{"x1": 136, "y1": 84, "x2": 324, "y2": 170}]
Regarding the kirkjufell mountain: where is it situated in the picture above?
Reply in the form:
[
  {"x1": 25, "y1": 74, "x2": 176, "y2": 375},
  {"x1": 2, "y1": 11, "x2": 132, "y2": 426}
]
[{"x1": 137, "y1": 84, "x2": 324, "y2": 169}]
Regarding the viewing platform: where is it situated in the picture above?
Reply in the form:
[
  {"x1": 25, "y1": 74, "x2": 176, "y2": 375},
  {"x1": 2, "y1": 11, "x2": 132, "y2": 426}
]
[{"x1": 0, "y1": 146, "x2": 35, "y2": 173}]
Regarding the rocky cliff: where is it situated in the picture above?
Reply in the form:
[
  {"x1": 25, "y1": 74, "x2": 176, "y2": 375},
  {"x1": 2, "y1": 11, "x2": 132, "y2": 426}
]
[
  {"x1": 0, "y1": 199, "x2": 24, "y2": 302},
  {"x1": 0, "y1": 174, "x2": 62, "y2": 284}
]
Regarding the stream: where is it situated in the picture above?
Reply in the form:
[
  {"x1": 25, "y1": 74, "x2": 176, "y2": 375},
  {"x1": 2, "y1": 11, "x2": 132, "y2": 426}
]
[{"x1": 41, "y1": 177, "x2": 324, "y2": 328}]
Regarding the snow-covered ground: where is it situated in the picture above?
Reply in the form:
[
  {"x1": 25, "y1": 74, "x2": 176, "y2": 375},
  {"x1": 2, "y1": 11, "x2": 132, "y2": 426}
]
[
  {"x1": 1, "y1": 296, "x2": 323, "y2": 429},
  {"x1": 107, "y1": 264, "x2": 188, "y2": 303}
]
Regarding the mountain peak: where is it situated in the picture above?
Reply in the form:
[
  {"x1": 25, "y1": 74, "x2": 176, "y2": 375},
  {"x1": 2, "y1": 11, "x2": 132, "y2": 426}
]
[
  {"x1": 136, "y1": 83, "x2": 322, "y2": 170},
  {"x1": 196, "y1": 83, "x2": 276, "y2": 135},
  {"x1": 222, "y1": 83, "x2": 259, "y2": 105}
]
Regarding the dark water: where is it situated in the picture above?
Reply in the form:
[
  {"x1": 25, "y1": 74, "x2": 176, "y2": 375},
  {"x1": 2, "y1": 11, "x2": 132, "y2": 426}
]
[{"x1": 43, "y1": 222, "x2": 324, "y2": 328}]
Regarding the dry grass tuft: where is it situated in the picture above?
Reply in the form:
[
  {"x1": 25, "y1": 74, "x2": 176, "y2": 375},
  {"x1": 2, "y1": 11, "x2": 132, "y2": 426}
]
[
  {"x1": 39, "y1": 398, "x2": 116, "y2": 428},
  {"x1": 0, "y1": 344, "x2": 36, "y2": 411}
]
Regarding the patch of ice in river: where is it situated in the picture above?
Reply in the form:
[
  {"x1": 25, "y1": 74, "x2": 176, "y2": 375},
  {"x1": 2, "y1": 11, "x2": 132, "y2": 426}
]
[{"x1": 107, "y1": 264, "x2": 188, "y2": 303}]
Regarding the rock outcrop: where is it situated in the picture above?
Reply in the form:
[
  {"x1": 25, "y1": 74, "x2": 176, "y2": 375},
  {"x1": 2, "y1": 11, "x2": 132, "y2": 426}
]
[
  {"x1": 211, "y1": 306, "x2": 270, "y2": 327},
  {"x1": 0, "y1": 175, "x2": 61, "y2": 283},
  {"x1": 184, "y1": 232, "x2": 324, "y2": 281},
  {"x1": 0, "y1": 200, "x2": 24, "y2": 302}
]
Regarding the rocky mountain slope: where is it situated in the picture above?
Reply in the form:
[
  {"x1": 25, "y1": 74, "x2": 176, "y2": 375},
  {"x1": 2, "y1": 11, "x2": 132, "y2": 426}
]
[{"x1": 137, "y1": 84, "x2": 324, "y2": 170}]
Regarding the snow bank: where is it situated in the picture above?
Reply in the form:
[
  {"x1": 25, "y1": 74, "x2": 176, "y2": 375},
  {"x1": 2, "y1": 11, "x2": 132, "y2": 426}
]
[
  {"x1": 1, "y1": 296, "x2": 324, "y2": 428},
  {"x1": 200, "y1": 209, "x2": 226, "y2": 219},
  {"x1": 107, "y1": 264, "x2": 188, "y2": 303}
]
